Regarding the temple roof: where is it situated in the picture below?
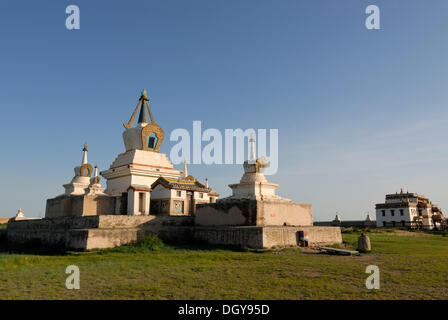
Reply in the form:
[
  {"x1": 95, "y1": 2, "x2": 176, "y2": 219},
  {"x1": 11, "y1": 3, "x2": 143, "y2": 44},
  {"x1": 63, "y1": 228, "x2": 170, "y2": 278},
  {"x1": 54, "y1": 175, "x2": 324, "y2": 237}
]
[
  {"x1": 127, "y1": 184, "x2": 151, "y2": 191},
  {"x1": 151, "y1": 176, "x2": 218, "y2": 194}
]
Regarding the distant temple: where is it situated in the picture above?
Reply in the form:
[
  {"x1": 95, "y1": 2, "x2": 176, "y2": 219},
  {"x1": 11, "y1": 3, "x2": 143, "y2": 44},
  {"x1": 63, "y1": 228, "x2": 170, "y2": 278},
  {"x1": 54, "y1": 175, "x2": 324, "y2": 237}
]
[{"x1": 375, "y1": 189, "x2": 445, "y2": 230}]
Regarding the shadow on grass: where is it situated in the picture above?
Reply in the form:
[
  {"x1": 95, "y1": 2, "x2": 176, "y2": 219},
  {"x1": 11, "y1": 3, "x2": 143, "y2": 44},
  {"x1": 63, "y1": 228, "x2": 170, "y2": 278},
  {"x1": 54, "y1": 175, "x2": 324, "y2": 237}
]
[
  {"x1": 94, "y1": 235, "x2": 268, "y2": 255},
  {"x1": 0, "y1": 239, "x2": 68, "y2": 256},
  {"x1": 0, "y1": 232, "x2": 288, "y2": 256}
]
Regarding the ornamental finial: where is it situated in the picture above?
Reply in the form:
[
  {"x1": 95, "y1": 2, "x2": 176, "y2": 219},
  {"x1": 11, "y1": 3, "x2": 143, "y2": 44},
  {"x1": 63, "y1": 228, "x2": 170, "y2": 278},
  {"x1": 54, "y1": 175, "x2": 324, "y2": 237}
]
[{"x1": 249, "y1": 133, "x2": 256, "y2": 161}]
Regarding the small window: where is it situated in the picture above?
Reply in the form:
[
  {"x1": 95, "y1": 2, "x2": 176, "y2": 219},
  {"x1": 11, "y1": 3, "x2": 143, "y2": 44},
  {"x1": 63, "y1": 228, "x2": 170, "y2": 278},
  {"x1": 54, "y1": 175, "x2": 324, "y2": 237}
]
[
  {"x1": 382, "y1": 210, "x2": 385, "y2": 217},
  {"x1": 391, "y1": 210, "x2": 395, "y2": 216},
  {"x1": 400, "y1": 209, "x2": 404, "y2": 216},
  {"x1": 392, "y1": 221, "x2": 396, "y2": 227},
  {"x1": 139, "y1": 193, "x2": 144, "y2": 213},
  {"x1": 147, "y1": 132, "x2": 158, "y2": 150},
  {"x1": 382, "y1": 221, "x2": 386, "y2": 227},
  {"x1": 418, "y1": 209, "x2": 422, "y2": 216},
  {"x1": 199, "y1": 193, "x2": 204, "y2": 198},
  {"x1": 401, "y1": 220, "x2": 405, "y2": 227},
  {"x1": 176, "y1": 191, "x2": 182, "y2": 197}
]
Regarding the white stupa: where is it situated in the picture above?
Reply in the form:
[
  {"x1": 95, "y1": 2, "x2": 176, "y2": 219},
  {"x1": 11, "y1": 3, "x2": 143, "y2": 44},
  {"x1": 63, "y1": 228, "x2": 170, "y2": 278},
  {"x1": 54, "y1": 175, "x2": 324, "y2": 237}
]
[
  {"x1": 333, "y1": 213, "x2": 342, "y2": 223},
  {"x1": 86, "y1": 165, "x2": 105, "y2": 195},
  {"x1": 15, "y1": 208, "x2": 26, "y2": 221},
  {"x1": 226, "y1": 133, "x2": 289, "y2": 201},
  {"x1": 63, "y1": 143, "x2": 94, "y2": 195},
  {"x1": 101, "y1": 90, "x2": 181, "y2": 197}
]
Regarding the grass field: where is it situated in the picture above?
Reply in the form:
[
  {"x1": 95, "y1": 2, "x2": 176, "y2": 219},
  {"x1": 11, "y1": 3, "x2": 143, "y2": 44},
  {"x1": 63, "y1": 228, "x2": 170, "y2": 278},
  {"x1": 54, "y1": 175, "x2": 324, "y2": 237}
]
[{"x1": 0, "y1": 229, "x2": 447, "y2": 300}]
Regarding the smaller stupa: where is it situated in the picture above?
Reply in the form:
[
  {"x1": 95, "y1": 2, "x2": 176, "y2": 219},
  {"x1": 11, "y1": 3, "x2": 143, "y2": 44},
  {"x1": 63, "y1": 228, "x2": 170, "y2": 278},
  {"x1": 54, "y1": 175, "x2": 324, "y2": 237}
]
[
  {"x1": 196, "y1": 133, "x2": 313, "y2": 227},
  {"x1": 14, "y1": 208, "x2": 26, "y2": 221},
  {"x1": 63, "y1": 143, "x2": 94, "y2": 195}
]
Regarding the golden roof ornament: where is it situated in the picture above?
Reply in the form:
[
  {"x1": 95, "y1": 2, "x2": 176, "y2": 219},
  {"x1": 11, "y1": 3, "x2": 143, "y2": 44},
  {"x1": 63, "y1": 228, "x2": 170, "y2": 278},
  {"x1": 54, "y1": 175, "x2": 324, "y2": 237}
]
[
  {"x1": 123, "y1": 89, "x2": 154, "y2": 129},
  {"x1": 123, "y1": 89, "x2": 164, "y2": 152},
  {"x1": 80, "y1": 142, "x2": 93, "y2": 177},
  {"x1": 93, "y1": 164, "x2": 101, "y2": 184}
]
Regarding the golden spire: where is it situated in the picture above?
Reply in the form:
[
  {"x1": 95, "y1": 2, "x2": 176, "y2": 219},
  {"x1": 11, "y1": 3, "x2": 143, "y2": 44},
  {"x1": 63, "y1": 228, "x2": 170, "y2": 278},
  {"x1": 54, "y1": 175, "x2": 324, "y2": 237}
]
[
  {"x1": 82, "y1": 142, "x2": 88, "y2": 165},
  {"x1": 123, "y1": 89, "x2": 155, "y2": 129}
]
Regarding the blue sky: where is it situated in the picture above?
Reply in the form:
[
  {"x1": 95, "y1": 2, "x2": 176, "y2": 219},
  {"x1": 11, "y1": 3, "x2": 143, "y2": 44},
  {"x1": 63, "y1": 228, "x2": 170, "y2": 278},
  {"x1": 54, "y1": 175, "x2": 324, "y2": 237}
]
[{"x1": 1, "y1": 1, "x2": 447, "y2": 220}]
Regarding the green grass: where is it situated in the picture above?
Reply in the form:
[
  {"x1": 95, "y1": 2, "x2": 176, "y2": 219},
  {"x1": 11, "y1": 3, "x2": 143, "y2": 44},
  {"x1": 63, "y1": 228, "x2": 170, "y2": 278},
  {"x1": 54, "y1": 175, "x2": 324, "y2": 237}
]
[{"x1": 0, "y1": 230, "x2": 447, "y2": 299}]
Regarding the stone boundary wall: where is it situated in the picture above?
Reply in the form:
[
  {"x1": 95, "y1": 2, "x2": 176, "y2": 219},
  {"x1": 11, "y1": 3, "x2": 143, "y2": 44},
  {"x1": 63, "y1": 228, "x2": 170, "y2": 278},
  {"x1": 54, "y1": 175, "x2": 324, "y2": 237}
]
[
  {"x1": 45, "y1": 194, "x2": 116, "y2": 218},
  {"x1": 194, "y1": 226, "x2": 342, "y2": 249},
  {"x1": 194, "y1": 226, "x2": 263, "y2": 248},
  {"x1": 196, "y1": 199, "x2": 313, "y2": 227},
  {"x1": 7, "y1": 215, "x2": 195, "y2": 249},
  {"x1": 7, "y1": 216, "x2": 101, "y2": 231},
  {"x1": 263, "y1": 226, "x2": 342, "y2": 248},
  {"x1": 6, "y1": 216, "x2": 341, "y2": 250},
  {"x1": 314, "y1": 220, "x2": 376, "y2": 228},
  {"x1": 259, "y1": 201, "x2": 313, "y2": 226},
  {"x1": 196, "y1": 200, "x2": 258, "y2": 226}
]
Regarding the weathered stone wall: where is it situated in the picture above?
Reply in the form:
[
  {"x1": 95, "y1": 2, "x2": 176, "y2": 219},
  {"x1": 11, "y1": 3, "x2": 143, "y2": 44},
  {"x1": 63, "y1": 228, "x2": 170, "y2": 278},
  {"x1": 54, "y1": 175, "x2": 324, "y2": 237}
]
[
  {"x1": 262, "y1": 226, "x2": 342, "y2": 248},
  {"x1": 194, "y1": 226, "x2": 341, "y2": 249},
  {"x1": 83, "y1": 229, "x2": 139, "y2": 250},
  {"x1": 6, "y1": 215, "x2": 195, "y2": 250},
  {"x1": 45, "y1": 195, "x2": 116, "y2": 218},
  {"x1": 258, "y1": 201, "x2": 312, "y2": 226},
  {"x1": 314, "y1": 220, "x2": 376, "y2": 228},
  {"x1": 45, "y1": 195, "x2": 83, "y2": 218},
  {"x1": 83, "y1": 195, "x2": 116, "y2": 216},
  {"x1": 7, "y1": 216, "x2": 100, "y2": 231},
  {"x1": 7, "y1": 216, "x2": 340, "y2": 250},
  {"x1": 196, "y1": 199, "x2": 313, "y2": 227},
  {"x1": 194, "y1": 226, "x2": 263, "y2": 248},
  {"x1": 196, "y1": 200, "x2": 258, "y2": 226}
]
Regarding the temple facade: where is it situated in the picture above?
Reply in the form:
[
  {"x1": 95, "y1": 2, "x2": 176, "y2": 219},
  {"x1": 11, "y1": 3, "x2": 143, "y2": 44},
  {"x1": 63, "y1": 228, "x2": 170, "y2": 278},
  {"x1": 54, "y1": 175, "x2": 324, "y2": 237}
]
[
  {"x1": 375, "y1": 190, "x2": 445, "y2": 229},
  {"x1": 151, "y1": 176, "x2": 218, "y2": 216}
]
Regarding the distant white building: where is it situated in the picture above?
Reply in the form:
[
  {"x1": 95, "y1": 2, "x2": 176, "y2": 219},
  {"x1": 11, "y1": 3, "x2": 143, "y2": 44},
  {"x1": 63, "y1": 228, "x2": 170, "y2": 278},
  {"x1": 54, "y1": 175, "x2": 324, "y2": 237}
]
[{"x1": 375, "y1": 189, "x2": 445, "y2": 230}]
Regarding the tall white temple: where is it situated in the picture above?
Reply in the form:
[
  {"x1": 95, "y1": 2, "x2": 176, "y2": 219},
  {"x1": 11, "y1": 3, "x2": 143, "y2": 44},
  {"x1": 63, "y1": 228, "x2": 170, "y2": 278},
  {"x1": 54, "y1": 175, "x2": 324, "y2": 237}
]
[
  {"x1": 100, "y1": 89, "x2": 182, "y2": 215},
  {"x1": 44, "y1": 90, "x2": 215, "y2": 218}
]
